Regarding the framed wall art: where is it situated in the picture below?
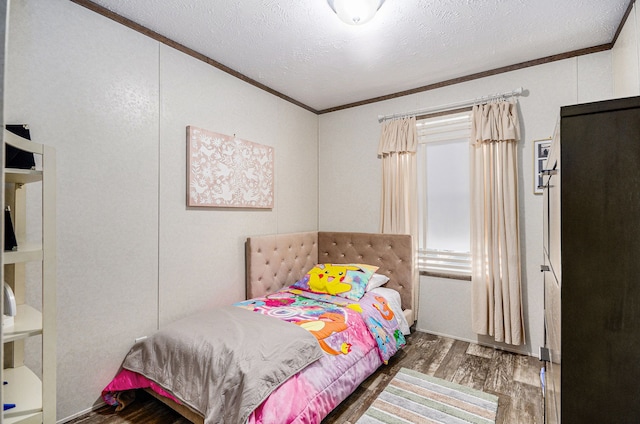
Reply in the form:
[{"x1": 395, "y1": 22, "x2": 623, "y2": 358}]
[
  {"x1": 187, "y1": 126, "x2": 274, "y2": 208},
  {"x1": 533, "y1": 138, "x2": 552, "y2": 195}
]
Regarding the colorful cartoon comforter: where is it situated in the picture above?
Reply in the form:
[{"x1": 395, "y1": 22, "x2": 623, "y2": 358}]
[{"x1": 102, "y1": 288, "x2": 406, "y2": 424}]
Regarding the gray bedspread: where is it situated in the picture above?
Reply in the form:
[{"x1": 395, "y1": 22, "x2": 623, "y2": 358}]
[{"x1": 122, "y1": 306, "x2": 323, "y2": 423}]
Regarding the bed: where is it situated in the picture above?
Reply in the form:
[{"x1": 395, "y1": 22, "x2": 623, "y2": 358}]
[{"x1": 102, "y1": 231, "x2": 414, "y2": 423}]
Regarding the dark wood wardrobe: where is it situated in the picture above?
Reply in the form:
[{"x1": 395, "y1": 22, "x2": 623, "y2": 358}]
[{"x1": 542, "y1": 95, "x2": 640, "y2": 423}]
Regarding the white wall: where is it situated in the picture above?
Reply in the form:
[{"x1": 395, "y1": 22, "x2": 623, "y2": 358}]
[
  {"x1": 5, "y1": 0, "x2": 318, "y2": 421},
  {"x1": 319, "y1": 51, "x2": 614, "y2": 356},
  {"x1": 613, "y1": 2, "x2": 640, "y2": 97},
  {"x1": 157, "y1": 46, "x2": 319, "y2": 325}
]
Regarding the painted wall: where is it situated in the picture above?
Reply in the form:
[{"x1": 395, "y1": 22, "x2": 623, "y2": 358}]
[
  {"x1": 318, "y1": 52, "x2": 614, "y2": 356},
  {"x1": 613, "y1": 2, "x2": 640, "y2": 97},
  {"x1": 5, "y1": 0, "x2": 318, "y2": 420}
]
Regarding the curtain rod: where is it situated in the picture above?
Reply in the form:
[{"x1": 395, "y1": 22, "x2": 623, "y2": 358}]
[{"x1": 377, "y1": 87, "x2": 525, "y2": 123}]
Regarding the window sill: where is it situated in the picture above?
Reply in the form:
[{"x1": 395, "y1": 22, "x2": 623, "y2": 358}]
[{"x1": 420, "y1": 270, "x2": 471, "y2": 281}]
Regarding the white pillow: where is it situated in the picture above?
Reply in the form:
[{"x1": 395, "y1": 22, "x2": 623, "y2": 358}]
[
  {"x1": 369, "y1": 287, "x2": 411, "y2": 335},
  {"x1": 365, "y1": 273, "x2": 390, "y2": 292}
]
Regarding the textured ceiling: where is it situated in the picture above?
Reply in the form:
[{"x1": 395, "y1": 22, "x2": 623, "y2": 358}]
[{"x1": 84, "y1": 0, "x2": 631, "y2": 112}]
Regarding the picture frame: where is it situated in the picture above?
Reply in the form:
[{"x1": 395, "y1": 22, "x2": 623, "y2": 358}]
[
  {"x1": 533, "y1": 138, "x2": 552, "y2": 195},
  {"x1": 186, "y1": 126, "x2": 274, "y2": 208}
]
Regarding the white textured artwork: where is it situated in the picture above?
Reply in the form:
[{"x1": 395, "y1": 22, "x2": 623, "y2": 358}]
[{"x1": 187, "y1": 126, "x2": 274, "y2": 208}]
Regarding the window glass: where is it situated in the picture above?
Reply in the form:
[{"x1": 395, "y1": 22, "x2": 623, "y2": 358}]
[{"x1": 417, "y1": 111, "x2": 471, "y2": 276}]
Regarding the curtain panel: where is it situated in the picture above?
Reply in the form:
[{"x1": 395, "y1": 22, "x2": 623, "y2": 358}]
[
  {"x1": 378, "y1": 117, "x2": 419, "y2": 316},
  {"x1": 470, "y1": 101, "x2": 525, "y2": 345}
]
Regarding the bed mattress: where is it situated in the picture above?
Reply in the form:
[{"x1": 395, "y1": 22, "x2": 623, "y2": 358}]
[{"x1": 103, "y1": 287, "x2": 407, "y2": 423}]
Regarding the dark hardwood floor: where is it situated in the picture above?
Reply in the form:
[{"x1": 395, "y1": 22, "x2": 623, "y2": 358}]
[{"x1": 69, "y1": 331, "x2": 543, "y2": 424}]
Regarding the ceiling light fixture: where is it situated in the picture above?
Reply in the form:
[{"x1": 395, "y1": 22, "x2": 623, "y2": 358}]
[{"x1": 327, "y1": 0, "x2": 385, "y2": 25}]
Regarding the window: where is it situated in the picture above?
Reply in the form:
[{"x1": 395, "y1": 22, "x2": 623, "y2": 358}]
[{"x1": 417, "y1": 111, "x2": 472, "y2": 277}]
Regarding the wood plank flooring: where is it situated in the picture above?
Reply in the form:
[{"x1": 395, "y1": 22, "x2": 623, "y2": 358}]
[{"x1": 68, "y1": 331, "x2": 543, "y2": 424}]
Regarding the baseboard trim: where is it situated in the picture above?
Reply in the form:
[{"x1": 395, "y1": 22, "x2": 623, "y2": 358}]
[{"x1": 59, "y1": 401, "x2": 106, "y2": 424}]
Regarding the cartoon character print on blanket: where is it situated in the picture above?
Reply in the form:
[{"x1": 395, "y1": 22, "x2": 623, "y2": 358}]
[
  {"x1": 235, "y1": 289, "x2": 405, "y2": 363},
  {"x1": 372, "y1": 295, "x2": 395, "y2": 320}
]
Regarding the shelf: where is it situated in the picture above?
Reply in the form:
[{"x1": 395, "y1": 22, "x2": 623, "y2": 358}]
[
  {"x1": 1, "y1": 136, "x2": 56, "y2": 423},
  {"x1": 4, "y1": 169, "x2": 42, "y2": 185},
  {"x1": 3, "y1": 305, "x2": 42, "y2": 343},
  {"x1": 3, "y1": 244, "x2": 43, "y2": 265},
  {"x1": 2, "y1": 366, "x2": 42, "y2": 424},
  {"x1": 3, "y1": 130, "x2": 42, "y2": 155}
]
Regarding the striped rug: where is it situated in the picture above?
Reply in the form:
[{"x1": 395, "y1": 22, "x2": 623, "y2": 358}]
[{"x1": 356, "y1": 368, "x2": 499, "y2": 424}]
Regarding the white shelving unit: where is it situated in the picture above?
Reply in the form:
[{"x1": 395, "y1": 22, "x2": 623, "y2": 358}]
[{"x1": 1, "y1": 128, "x2": 56, "y2": 424}]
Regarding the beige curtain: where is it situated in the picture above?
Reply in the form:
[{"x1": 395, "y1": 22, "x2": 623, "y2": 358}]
[
  {"x1": 378, "y1": 117, "x2": 419, "y2": 316},
  {"x1": 378, "y1": 117, "x2": 418, "y2": 234},
  {"x1": 470, "y1": 101, "x2": 525, "y2": 345}
]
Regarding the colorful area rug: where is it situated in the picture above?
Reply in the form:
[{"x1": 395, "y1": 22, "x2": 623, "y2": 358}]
[{"x1": 356, "y1": 368, "x2": 499, "y2": 424}]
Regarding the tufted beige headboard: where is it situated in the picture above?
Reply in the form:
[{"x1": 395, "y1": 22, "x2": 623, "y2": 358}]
[{"x1": 245, "y1": 231, "x2": 414, "y2": 323}]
